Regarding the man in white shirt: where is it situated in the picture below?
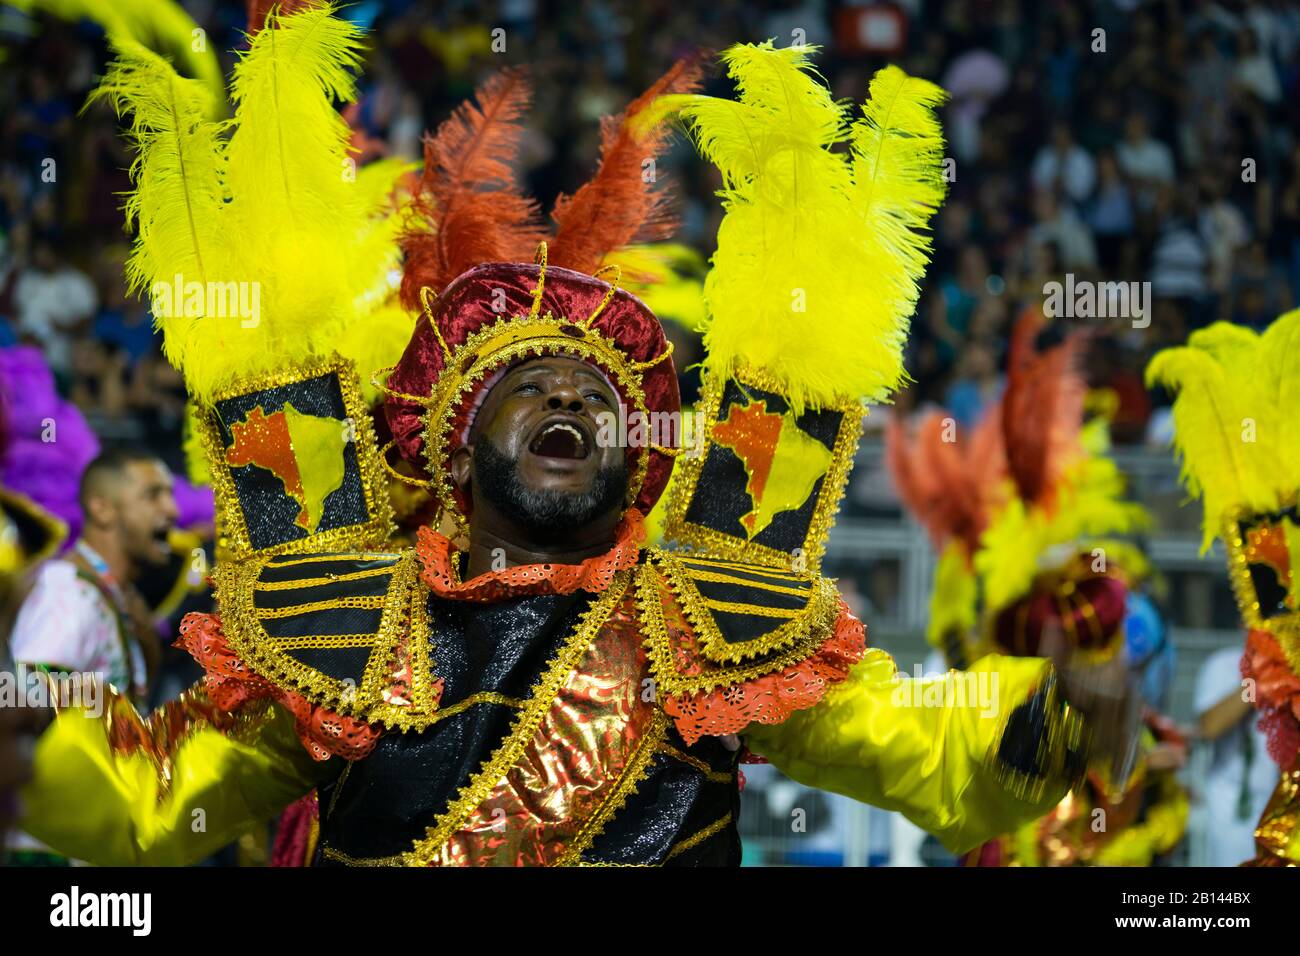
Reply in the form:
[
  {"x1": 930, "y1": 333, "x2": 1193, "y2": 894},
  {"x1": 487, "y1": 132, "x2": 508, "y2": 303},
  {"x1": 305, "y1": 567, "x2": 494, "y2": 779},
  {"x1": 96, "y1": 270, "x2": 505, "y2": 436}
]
[
  {"x1": 1194, "y1": 645, "x2": 1278, "y2": 866},
  {"x1": 1116, "y1": 112, "x2": 1175, "y2": 211},
  {"x1": 5, "y1": 448, "x2": 176, "y2": 864},
  {"x1": 1031, "y1": 122, "x2": 1097, "y2": 206}
]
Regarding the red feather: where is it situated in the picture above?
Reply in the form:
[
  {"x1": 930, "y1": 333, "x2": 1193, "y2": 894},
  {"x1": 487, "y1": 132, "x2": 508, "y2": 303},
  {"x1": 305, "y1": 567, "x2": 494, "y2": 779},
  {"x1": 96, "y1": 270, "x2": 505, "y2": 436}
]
[
  {"x1": 548, "y1": 55, "x2": 706, "y2": 274},
  {"x1": 1000, "y1": 311, "x2": 1086, "y2": 509},
  {"x1": 887, "y1": 409, "x2": 1007, "y2": 560},
  {"x1": 400, "y1": 68, "x2": 547, "y2": 309}
]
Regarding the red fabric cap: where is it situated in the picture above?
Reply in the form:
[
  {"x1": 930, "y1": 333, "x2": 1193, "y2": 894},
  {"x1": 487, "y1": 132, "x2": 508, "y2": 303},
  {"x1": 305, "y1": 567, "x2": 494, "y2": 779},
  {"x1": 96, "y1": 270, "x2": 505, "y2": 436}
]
[{"x1": 991, "y1": 573, "x2": 1128, "y2": 656}]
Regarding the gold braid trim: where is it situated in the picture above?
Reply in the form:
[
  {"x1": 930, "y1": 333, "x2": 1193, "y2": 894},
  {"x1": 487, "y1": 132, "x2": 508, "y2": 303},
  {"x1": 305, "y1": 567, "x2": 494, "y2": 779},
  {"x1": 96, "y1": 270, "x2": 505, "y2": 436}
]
[
  {"x1": 261, "y1": 552, "x2": 401, "y2": 567},
  {"x1": 323, "y1": 762, "x2": 353, "y2": 822},
  {"x1": 679, "y1": 567, "x2": 813, "y2": 597},
  {"x1": 418, "y1": 692, "x2": 524, "y2": 725},
  {"x1": 402, "y1": 573, "x2": 631, "y2": 866},
  {"x1": 635, "y1": 562, "x2": 837, "y2": 696},
  {"x1": 700, "y1": 599, "x2": 799, "y2": 618},
  {"x1": 255, "y1": 595, "x2": 388, "y2": 618},
  {"x1": 253, "y1": 565, "x2": 396, "y2": 590},
  {"x1": 269, "y1": 634, "x2": 383, "y2": 650},
  {"x1": 647, "y1": 550, "x2": 838, "y2": 667},
  {"x1": 360, "y1": 568, "x2": 441, "y2": 732},
  {"x1": 665, "y1": 813, "x2": 733, "y2": 861},
  {"x1": 319, "y1": 845, "x2": 406, "y2": 867},
  {"x1": 216, "y1": 551, "x2": 420, "y2": 722},
  {"x1": 556, "y1": 708, "x2": 669, "y2": 866},
  {"x1": 656, "y1": 742, "x2": 735, "y2": 784},
  {"x1": 669, "y1": 554, "x2": 810, "y2": 576}
]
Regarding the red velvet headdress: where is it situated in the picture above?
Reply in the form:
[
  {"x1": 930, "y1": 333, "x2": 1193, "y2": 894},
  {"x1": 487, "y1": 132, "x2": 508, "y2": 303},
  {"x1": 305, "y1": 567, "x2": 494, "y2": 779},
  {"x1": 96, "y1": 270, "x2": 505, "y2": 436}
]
[{"x1": 379, "y1": 58, "x2": 703, "y2": 532}]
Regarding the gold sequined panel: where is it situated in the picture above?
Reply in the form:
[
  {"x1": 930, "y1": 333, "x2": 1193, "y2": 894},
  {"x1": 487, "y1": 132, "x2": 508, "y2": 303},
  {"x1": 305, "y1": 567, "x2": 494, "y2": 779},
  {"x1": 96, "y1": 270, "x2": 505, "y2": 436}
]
[
  {"x1": 421, "y1": 586, "x2": 662, "y2": 866},
  {"x1": 1248, "y1": 768, "x2": 1300, "y2": 866}
]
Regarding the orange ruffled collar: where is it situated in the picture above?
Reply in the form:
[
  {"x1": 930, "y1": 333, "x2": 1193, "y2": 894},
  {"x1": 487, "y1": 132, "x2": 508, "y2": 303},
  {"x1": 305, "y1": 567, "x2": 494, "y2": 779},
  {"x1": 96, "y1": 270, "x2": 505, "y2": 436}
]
[{"x1": 416, "y1": 507, "x2": 646, "y2": 602}]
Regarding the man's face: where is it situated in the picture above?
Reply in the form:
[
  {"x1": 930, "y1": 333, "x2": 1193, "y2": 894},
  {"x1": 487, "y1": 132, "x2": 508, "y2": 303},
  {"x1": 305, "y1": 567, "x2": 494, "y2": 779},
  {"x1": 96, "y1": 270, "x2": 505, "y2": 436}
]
[
  {"x1": 110, "y1": 461, "x2": 178, "y2": 568},
  {"x1": 458, "y1": 356, "x2": 628, "y2": 537}
]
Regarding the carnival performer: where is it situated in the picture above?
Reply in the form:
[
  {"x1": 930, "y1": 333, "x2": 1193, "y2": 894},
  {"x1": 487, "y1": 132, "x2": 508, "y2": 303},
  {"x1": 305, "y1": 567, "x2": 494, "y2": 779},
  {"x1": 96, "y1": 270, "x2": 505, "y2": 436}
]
[
  {"x1": 887, "y1": 316, "x2": 1187, "y2": 865},
  {"x1": 1147, "y1": 310, "x2": 1300, "y2": 865},
  {"x1": 18, "y1": 7, "x2": 1135, "y2": 866}
]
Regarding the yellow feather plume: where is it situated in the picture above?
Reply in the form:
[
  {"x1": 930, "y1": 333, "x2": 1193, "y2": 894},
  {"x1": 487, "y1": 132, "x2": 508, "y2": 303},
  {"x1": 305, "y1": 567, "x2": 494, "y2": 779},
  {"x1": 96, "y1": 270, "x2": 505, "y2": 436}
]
[
  {"x1": 95, "y1": 4, "x2": 407, "y2": 403},
  {"x1": 927, "y1": 539, "x2": 978, "y2": 649},
  {"x1": 655, "y1": 43, "x2": 947, "y2": 411},
  {"x1": 88, "y1": 40, "x2": 229, "y2": 336},
  {"x1": 1145, "y1": 312, "x2": 1298, "y2": 551}
]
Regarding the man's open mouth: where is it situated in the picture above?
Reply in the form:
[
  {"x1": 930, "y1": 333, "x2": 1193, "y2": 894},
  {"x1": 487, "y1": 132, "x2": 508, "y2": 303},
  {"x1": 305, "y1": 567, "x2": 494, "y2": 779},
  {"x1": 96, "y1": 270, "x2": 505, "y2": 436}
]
[{"x1": 528, "y1": 419, "x2": 591, "y2": 460}]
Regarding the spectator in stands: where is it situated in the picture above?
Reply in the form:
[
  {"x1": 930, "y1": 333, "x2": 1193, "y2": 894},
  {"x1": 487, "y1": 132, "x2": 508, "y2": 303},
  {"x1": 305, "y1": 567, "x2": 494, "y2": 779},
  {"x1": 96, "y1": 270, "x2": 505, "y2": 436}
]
[
  {"x1": 1087, "y1": 150, "x2": 1137, "y2": 273},
  {"x1": 1031, "y1": 121, "x2": 1096, "y2": 206},
  {"x1": 10, "y1": 234, "x2": 95, "y2": 380},
  {"x1": 1116, "y1": 110, "x2": 1176, "y2": 211}
]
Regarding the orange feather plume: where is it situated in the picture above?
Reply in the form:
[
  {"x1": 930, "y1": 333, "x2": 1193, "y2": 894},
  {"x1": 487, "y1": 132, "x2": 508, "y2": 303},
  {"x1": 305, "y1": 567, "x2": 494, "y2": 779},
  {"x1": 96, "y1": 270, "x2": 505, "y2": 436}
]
[
  {"x1": 1000, "y1": 312, "x2": 1086, "y2": 510},
  {"x1": 399, "y1": 68, "x2": 547, "y2": 310},
  {"x1": 548, "y1": 55, "x2": 706, "y2": 274},
  {"x1": 887, "y1": 409, "x2": 1006, "y2": 561}
]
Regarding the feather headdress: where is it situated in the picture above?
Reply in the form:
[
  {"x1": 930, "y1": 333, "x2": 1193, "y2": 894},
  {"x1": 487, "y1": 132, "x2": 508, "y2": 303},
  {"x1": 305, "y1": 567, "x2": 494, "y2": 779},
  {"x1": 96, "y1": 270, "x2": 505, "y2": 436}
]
[
  {"x1": 886, "y1": 410, "x2": 1006, "y2": 561},
  {"x1": 886, "y1": 405, "x2": 1006, "y2": 653},
  {"x1": 977, "y1": 316, "x2": 1148, "y2": 610},
  {"x1": 399, "y1": 56, "x2": 704, "y2": 309},
  {"x1": 644, "y1": 43, "x2": 948, "y2": 412},
  {"x1": 92, "y1": 4, "x2": 408, "y2": 403},
  {"x1": 1145, "y1": 310, "x2": 1300, "y2": 552}
]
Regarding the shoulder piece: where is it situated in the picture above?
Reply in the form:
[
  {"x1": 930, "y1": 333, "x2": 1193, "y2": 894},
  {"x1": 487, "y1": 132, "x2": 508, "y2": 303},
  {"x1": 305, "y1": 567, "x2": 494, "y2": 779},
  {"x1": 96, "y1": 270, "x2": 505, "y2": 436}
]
[
  {"x1": 638, "y1": 548, "x2": 840, "y2": 693},
  {"x1": 660, "y1": 369, "x2": 863, "y2": 575},
  {"x1": 214, "y1": 549, "x2": 440, "y2": 729},
  {"x1": 196, "y1": 358, "x2": 395, "y2": 562}
]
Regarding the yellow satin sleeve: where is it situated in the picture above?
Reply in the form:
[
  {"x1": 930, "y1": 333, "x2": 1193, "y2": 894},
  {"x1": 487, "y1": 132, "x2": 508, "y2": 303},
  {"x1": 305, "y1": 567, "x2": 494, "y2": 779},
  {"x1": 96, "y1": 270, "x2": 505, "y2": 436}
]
[
  {"x1": 19, "y1": 683, "x2": 333, "y2": 866},
  {"x1": 743, "y1": 649, "x2": 1082, "y2": 854}
]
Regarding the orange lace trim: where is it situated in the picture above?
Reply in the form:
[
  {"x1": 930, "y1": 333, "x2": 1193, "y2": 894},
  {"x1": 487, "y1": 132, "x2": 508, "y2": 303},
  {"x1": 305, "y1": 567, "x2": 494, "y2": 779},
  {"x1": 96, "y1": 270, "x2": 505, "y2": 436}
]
[
  {"x1": 663, "y1": 600, "x2": 867, "y2": 745},
  {"x1": 177, "y1": 612, "x2": 381, "y2": 762},
  {"x1": 416, "y1": 507, "x2": 646, "y2": 602},
  {"x1": 1242, "y1": 628, "x2": 1300, "y2": 768}
]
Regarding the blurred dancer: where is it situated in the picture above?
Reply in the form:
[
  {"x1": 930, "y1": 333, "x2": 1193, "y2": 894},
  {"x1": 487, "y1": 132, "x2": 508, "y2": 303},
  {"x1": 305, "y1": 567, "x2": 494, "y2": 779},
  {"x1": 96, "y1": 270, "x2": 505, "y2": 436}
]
[{"x1": 888, "y1": 315, "x2": 1187, "y2": 866}]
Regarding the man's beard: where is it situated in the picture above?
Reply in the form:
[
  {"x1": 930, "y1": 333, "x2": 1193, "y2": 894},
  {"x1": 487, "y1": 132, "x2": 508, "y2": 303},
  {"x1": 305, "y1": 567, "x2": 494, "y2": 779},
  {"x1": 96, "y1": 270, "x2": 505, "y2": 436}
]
[{"x1": 473, "y1": 438, "x2": 628, "y2": 539}]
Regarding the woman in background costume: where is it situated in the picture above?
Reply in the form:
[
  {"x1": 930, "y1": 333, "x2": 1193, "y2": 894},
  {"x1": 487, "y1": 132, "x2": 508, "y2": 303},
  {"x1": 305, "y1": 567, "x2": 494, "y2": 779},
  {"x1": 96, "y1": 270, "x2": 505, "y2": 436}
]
[{"x1": 16, "y1": 6, "x2": 1129, "y2": 866}]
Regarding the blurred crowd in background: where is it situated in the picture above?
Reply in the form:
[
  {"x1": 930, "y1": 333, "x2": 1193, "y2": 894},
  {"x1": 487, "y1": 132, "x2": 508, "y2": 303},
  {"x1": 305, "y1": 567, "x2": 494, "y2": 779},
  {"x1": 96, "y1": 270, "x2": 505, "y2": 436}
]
[{"x1": 3, "y1": 0, "x2": 1299, "y2": 466}]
